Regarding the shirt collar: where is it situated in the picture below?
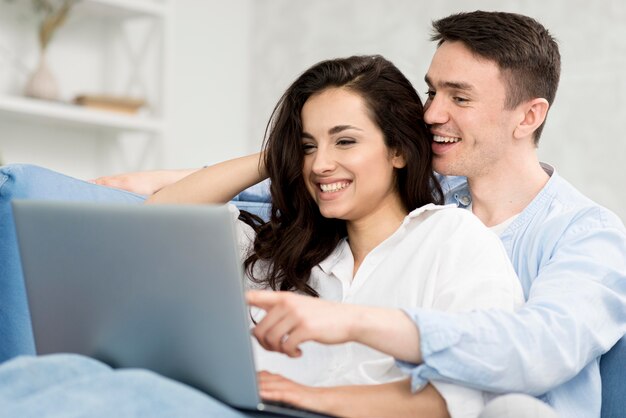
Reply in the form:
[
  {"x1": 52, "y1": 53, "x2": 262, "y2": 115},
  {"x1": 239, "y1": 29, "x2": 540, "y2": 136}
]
[
  {"x1": 318, "y1": 238, "x2": 350, "y2": 275},
  {"x1": 317, "y1": 203, "x2": 453, "y2": 275}
]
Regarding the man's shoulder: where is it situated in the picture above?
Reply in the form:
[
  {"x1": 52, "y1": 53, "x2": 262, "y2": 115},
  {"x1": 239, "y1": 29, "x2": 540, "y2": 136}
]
[
  {"x1": 516, "y1": 172, "x2": 625, "y2": 245},
  {"x1": 543, "y1": 173, "x2": 623, "y2": 230}
]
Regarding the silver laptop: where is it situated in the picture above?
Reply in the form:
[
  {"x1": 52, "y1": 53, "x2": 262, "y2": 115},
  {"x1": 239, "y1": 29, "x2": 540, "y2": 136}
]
[{"x1": 12, "y1": 200, "x2": 336, "y2": 418}]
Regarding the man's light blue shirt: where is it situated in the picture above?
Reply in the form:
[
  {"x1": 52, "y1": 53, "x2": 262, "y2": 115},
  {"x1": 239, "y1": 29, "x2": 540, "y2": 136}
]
[{"x1": 398, "y1": 164, "x2": 626, "y2": 418}]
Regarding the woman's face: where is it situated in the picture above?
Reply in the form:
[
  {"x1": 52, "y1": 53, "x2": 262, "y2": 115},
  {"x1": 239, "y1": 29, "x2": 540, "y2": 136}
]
[{"x1": 301, "y1": 87, "x2": 406, "y2": 223}]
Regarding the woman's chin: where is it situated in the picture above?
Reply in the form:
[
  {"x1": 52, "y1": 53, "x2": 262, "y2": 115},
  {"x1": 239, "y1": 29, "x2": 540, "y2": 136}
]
[{"x1": 318, "y1": 206, "x2": 351, "y2": 221}]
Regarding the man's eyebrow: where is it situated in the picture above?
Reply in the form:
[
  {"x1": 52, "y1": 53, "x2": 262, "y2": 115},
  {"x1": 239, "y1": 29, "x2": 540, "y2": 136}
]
[
  {"x1": 424, "y1": 75, "x2": 474, "y2": 91},
  {"x1": 301, "y1": 125, "x2": 362, "y2": 139}
]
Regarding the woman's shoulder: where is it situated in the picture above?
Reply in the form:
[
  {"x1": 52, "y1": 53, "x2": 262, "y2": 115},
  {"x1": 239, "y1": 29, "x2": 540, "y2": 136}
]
[
  {"x1": 404, "y1": 204, "x2": 502, "y2": 248},
  {"x1": 225, "y1": 203, "x2": 258, "y2": 255},
  {"x1": 407, "y1": 203, "x2": 483, "y2": 228}
]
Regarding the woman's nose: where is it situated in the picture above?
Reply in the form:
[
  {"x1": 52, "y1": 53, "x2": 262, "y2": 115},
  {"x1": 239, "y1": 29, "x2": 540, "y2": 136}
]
[{"x1": 311, "y1": 147, "x2": 336, "y2": 174}]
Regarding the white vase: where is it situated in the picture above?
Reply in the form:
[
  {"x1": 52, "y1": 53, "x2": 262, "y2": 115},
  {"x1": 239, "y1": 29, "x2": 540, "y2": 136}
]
[{"x1": 24, "y1": 52, "x2": 59, "y2": 101}]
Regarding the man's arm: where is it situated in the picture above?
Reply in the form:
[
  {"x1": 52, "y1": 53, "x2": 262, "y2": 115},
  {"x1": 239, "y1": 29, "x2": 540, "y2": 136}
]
[
  {"x1": 257, "y1": 373, "x2": 449, "y2": 418},
  {"x1": 90, "y1": 168, "x2": 200, "y2": 195},
  {"x1": 400, "y1": 209, "x2": 626, "y2": 394},
  {"x1": 246, "y1": 291, "x2": 422, "y2": 363},
  {"x1": 147, "y1": 153, "x2": 267, "y2": 204}
]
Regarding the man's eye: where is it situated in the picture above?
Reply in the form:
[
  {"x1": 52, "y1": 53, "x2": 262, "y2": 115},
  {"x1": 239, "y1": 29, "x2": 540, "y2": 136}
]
[
  {"x1": 453, "y1": 96, "x2": 469, "y2": 104},
  {"x1": 425, "y1": 90, "x2": 435, "y2": 99}
]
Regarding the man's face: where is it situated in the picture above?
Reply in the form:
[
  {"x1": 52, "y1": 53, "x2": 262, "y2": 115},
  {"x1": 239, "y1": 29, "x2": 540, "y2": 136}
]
[{"x1": 423, "y1": 41, "x2": 519, "y2": 179}]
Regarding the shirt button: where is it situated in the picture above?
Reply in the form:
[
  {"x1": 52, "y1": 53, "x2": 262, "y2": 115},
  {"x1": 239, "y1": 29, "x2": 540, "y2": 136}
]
[{"x1": 458, "y1": 195, "x2": 471, "y2": 206}]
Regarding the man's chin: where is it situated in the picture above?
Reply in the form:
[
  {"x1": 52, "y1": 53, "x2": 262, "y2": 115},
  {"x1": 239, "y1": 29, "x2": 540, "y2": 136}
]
[
  {"x1": 433, "y1": 159, "x2": 467, "y2": 177},
  {"x1": 433, "y1": 165, "x2": 457, "y2": 177}
]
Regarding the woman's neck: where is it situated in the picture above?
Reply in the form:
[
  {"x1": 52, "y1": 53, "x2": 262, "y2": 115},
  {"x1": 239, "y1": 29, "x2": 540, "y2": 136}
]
[{"x1": 346, "y1": 197, "x2": 407, "y2": 277}]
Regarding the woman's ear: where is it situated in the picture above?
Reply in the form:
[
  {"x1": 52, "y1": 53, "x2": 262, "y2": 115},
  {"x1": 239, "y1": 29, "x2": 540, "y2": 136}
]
[
  {"x1": 391, "y1": 149, "x2": 407, "y2": 169},
  {"x1": 514, "y1": 98, "x2": 550, "y2": 139}
]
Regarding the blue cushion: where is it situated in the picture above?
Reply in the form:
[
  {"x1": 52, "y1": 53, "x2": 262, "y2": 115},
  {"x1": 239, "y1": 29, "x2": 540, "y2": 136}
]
[
  {"x1": 0, "y1": 164, "x2": 146, "y2": 363},
  {"x1": 600, "y1": 335, "x2": 626, "y2": 418},
  {"x1": 0, "y1": 164, "x2": 271, "y2": 363},
  {"x1": 231, "y1": 179, "x2": 271, "y2": 203}
]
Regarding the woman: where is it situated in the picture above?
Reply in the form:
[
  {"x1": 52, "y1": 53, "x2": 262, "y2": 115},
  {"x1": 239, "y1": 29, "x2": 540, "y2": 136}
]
[{"x1": 148, "y1": 55, "x2": 522, "y2": 418}]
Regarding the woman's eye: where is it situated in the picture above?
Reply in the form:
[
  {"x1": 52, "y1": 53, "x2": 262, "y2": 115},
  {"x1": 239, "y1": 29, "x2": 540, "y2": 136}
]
[
  {"x1": 302, "y1": 143, "x2": 316, "y2": 154},
  {"x1": 336, "y1": 138, "x2": 356, "y2": 146}
]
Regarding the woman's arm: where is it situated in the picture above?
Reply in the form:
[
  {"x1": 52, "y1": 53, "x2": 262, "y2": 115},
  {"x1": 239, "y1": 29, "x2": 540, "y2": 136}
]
[
  {"x1": 147, "y1": 153, "x2": 267, "y2": 205},
  {"x1": 258, "y1": 373, "x2": 449, "y2": 418}
]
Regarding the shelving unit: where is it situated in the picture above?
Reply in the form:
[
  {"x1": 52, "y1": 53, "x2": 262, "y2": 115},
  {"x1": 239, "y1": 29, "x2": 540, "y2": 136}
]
[
  {"x1": 0, "y1": 95, "x2": 164, "y2": 133},
  {"x1": 0, "y1": 0, "x2": 169, "y2": 132},
  {"x1": 76, "y1": 0, "x2": 169, "y2": 18}
]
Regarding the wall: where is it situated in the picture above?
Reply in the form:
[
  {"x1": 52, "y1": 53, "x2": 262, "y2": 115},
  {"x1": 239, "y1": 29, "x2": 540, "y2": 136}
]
[
  {"x1": 1, "y1": 1, "x2": 624, "y2": 222},
  {"x1": 0, "y1": 0, "x2": 111, "y2": 177},
  {"x1": 164, "y1": 0, "x2": 251, "y2": 169},
  {"x1": 246, "y1": 0, "x2": 626, "y2": 221},
  {"x1": 0, "y1": 0, "x2": 252, "y2": 179}
]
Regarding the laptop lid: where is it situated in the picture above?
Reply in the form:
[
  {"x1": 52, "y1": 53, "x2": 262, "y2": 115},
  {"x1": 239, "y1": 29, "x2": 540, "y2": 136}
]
[{"x1": 12, "y1": 200, "x2": 262, "y2": 410}]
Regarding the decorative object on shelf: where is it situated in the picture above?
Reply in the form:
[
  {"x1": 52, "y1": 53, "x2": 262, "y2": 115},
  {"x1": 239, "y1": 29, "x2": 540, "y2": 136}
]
[
  {"x1": 0, "y1": 0, "x2": 167, "y2": 137},
  {"x1": 22, "y1": 0, "x2": 79, "y2": 101},
  {"x1": 24, "y1": 53, "x2": 58, "y2": 101},
  {"x1": 73, "y1": 94, "x2": 147, "y2": 115}
]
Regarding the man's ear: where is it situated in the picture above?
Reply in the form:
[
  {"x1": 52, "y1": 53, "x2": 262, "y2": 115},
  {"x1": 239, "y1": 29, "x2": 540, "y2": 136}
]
[
  {"x1": 392, "y1": 149, "x2": 407, "y2": 169},
  {"x1": 513, "y1": 98, "x2": 550, "y2": 139}
]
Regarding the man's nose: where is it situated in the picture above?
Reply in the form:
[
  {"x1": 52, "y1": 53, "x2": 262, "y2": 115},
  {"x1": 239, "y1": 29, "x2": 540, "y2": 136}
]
[{"x1": 423, "y1": 95, "x2": 449, "y2": 126}]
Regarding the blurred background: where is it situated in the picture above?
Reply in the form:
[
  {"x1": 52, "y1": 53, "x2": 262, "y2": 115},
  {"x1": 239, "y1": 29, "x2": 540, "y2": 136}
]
[{"x1": 0, "y1": 0, "x2": 624, "y2": 221}]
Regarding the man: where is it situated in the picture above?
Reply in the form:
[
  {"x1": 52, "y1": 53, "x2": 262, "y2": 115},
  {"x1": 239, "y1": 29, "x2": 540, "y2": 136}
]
[
  {"x1": 3, "y1": 10, "x2": 624, "y2": 418},
  {"x1": 242, "y1": 11, "x2": 626, "y2": 418}
]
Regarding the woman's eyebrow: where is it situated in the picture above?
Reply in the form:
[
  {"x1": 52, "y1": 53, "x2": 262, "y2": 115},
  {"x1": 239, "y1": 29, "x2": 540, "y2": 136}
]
[
  {"x1": 302, "y1": 125, "x2": 363, "y2": 139},
  {"x1": 328, "y1": 125, "x2": 362, "y2": 135}
]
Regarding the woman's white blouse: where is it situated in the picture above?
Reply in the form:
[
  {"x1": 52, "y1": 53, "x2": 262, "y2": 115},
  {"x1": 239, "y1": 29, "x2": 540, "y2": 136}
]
[{"x1": 230, "y1": 203, "x2": 523, "y2": 418}]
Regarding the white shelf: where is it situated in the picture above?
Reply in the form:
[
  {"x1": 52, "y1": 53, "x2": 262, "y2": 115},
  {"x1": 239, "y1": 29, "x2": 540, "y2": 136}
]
[
  {"x1": 0, "y1": 95, "x2": 164, "y2": 134},
  {"x1": 74, "y1": 0, "x2": 169, "y2": 19}
]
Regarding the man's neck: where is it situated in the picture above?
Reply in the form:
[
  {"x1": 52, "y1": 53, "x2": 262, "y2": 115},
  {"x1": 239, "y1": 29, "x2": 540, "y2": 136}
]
[{"x1": 468, "y1": 156, "x2": 549, "y2": 227}]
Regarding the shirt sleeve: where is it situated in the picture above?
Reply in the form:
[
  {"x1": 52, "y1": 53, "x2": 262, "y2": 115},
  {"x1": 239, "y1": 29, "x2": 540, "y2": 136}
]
[
  {"x1": 226, "y1": 203, "x2": 256, "y2": 260},
  {"x1": 399, "y1": 207, "x2": 626, "y2": 396}
]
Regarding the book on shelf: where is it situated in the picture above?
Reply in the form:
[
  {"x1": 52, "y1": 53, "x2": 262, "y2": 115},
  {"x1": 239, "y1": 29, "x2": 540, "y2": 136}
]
[{"x1": 73, "y1": 95, "x2": 146, "y2": 115}]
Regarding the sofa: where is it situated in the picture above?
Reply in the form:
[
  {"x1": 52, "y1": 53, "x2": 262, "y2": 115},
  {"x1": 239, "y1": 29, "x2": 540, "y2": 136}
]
[
  {"x1": 1, "y1": 163, "x2": 624, "y2": 417},
  {"x1": 0, "y1": 163, "x2": 271, "y2": 363}
]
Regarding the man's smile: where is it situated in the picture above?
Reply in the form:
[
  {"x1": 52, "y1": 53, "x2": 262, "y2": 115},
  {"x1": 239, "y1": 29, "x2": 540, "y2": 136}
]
[{"x1": 433, "y1": 134, "x2": 461, "y2": 143}]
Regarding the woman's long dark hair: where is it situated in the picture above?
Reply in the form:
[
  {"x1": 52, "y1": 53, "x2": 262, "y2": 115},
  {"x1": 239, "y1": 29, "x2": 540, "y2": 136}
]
[{"x1": 243, "y1": 55, "x2": 442, "y2": 296}]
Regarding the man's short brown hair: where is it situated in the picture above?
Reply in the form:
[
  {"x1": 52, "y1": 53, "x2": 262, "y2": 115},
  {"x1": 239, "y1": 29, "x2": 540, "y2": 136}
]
[{"x1": 431, "y1": 11, "x2": 561, "y2": 143}]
